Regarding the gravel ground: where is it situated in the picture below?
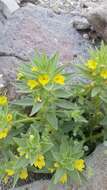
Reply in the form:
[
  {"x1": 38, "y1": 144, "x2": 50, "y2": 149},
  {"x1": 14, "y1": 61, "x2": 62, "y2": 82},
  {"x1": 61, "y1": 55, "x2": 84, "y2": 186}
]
[{"x1": 19, "y1": 0, "x2": 103, "y2": 14}]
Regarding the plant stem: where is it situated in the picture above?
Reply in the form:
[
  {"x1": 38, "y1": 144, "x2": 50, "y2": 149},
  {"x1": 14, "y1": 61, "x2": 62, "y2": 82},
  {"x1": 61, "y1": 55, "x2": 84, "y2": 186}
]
[{"x1": 14, "y1": 117, "x2": 36, "y2": 124}]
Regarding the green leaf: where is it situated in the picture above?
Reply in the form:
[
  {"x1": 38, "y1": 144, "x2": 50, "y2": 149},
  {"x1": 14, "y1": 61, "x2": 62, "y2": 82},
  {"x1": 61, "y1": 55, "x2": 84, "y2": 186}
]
[
  {"x1": 30, "y1": 102, "x2": 44, "y2": 116},
  {"x1": 42, "y1": 142, "x2": 53, "y2": 153},
  {"x1": 100, "y1": 116, "x2": 107, "y2": 126},
  {"x1": 51, "y1": 151, "x2": 60, "y2": 161},
  {"x1": 60, "y1": 137, "x2": 69, "y2": 157},
  {"x1": 15, "y1": 158, "x2": 29, "y2": 170},
  {"x1": 29, "y1": 126, "x2": 40, "y2": 143},
  {"x1": 56, "y1": 99, "x2": 73, "y2": 109},
  {"x1": 69, "y1": 170, "x2": 82, "y2": 185},
  {"x1": 12, "y1": 174, "x2": 19, "y2": 189},
  {"x1": 55, "y1": 89, "x2": 72, "y2": 98},
  {"x1": 47, "y1": 112, "x2": 58, "y2": 130},
  {"x1": 53, "y1": 169, "x2": 65, "y2": 184},
  {"x1": 14, "y1": 138, "x2": 26, "y2": 147},
  {"x1": 100, "y1": 95, "x2": 107, "y2": 103},
  {"x1": 91, "y1": 87, "x2": 101, "y2": 97},
  {"x1": 12, "y1": 98, "x2": 33, "y2": 106}
]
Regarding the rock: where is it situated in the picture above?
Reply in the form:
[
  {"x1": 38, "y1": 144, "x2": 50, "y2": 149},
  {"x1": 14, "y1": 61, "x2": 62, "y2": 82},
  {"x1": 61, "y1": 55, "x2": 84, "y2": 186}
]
[
  {"x1": 87, "y1": 2, "x2": 107, "y2": 42},
  {"x1": 1, "y1": 0, "x2": 19, "y2": 13},
  {"x1": 80, "y1": 144, "x2": 107, "y2": 190},
  {"x1": 18, "y1": 0, "x2": 39, "y2": 6},
  {"x1": 0, "y1": 20, "x2": 3, "y2": 30},
  {"x1": 0, "y1": 4, "x2": 91, "y2": 80},
  {"x1": 0, "y1": 0, "x2": 10, "y2": 19},
  {"x1": 0, "y1": 4, "x2": 92, "y2": 99},
  {"x1": 0, "y1": 74, "x2": 5, "y2": 89},
  {"x1": 83, "y1": 33, "x2": 89, "y2": 39},
  {"x1": 73, "y1": 16, "x2": 90, "y2": 30},
  {"x1": 14, "y1": 180, "x2": 67, "y2": 190},
  {"x1": 0, "y1": 1, "x2": 9, "y2": 41}
]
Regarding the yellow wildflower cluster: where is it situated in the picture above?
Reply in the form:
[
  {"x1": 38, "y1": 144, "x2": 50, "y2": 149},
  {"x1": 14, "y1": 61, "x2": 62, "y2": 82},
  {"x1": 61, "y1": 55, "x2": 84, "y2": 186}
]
[
  {"x1": 86, "y1": 60, "x2": 97, "y2": 70},
  {"x1": 0, "y1": 128, "x2": 9, "y2": 139},
  {"x1": 100, "y1": 70, "x2": 107, "y2": 79},
  {"x1": 5, "y1": 168, "x2": 28, "y2": 180},
  {"x1": 53, "y1": 74, "x2": 65, "y2": 85},
  {"x1": 34, "y1": 154, "x2": 45, "y2": 169},
  {"x1": 27, "y1": 72, "x2": 65, "y2": 90},
  {"x1": 27, "y1": 80, "x2": 38, "y2": 90},
  {"x1": 0, "y1": 96, "x2": 8, "y2": 106},
  {"x1": 19, "y1": 169, "x2": 28, "y2": 180},
  {"x1": 74, "y1": 159, "x2": 85, "y2": 172},
  {"x1": 6, "y1": 169, "x2": 15, "y2": 176},
  {"x1": 38, "y1": 74, "x2": 49, "y2": 86},
  {"x1": 59, "y1": 173, "x2": 67, "y2": 184},
  {"x1": 86, "y1": 59, "x2": 107, "y2": 81}
]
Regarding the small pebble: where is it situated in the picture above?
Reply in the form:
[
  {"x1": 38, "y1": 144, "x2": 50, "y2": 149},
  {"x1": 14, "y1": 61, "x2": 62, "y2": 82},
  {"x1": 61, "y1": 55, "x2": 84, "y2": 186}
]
[{"x1": 83, "y1": 33, "x2": 89, "y2": 39}]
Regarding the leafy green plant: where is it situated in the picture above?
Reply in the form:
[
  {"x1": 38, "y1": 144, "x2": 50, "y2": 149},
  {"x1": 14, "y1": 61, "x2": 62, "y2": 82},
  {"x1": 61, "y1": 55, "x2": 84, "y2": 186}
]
[{"x1": 0, "y1": 44, "x2": 107, "y2": 189}]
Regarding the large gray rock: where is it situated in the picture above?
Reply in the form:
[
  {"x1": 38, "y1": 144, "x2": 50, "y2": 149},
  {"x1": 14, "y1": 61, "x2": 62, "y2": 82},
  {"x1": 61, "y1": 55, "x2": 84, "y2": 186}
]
[
  {"x1": 87, "y1": 1, "x2": 107, "y2": 42},
  {"x1": 1, "y1": 0, "x2": 19, "y2": 13},
  {"x1": 80, "y1": 144, "x2": 107, "y2": 190},
  {"x1": 0, "y1": 0, "x2": 10, "y2": 20},
  {"x1": 14, "y1": 180, "x2": 68, "y2": 190},
  {"x1": 0, "y1": 4, "x2": 91, "y2": 79}
]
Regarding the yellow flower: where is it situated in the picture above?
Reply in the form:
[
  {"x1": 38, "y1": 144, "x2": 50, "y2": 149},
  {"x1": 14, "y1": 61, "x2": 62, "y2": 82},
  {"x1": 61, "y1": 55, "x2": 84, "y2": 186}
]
[
  {"x1": 38, "y1": 74, "x2": 49, "y2": 86},
  {"x1": 86, "y1": 60, "x2": 97, "y2": 70},
  {"x1": 17, "y1": 72, "x2": 24, "y2": 80},
  {"x1": 74, "y1": 159, "x2": 85, "y2": 172},
  {"x1": 54, "y1": 162, "x2": 60, "y2": 168},
  {"x1": 19, "y1": 169, "x2": 28, "y2": 180},
  {"x1": 59, "y1": 173, "x2": 67, "y2": 184},
  {"x1": 0, "y1": 96, "x2": 8, "y2": 106},
  {"x1": 100, "y1": 70, "x2": 107, "y2": 79},
  {"x1": 53, "y1": 74, "x2": 65, "y2": 85},
  {"x1": 0, "y1": 128, "x2": 9, "y2": 139},
  {"x1": 6, "y1": 169, "x2": 15, "y2": 176},
  {"x1": 27, "y1": 80, "x2": 38, "y2": 90},
  {"x1": 31, "y1": 66, "x2": 38, "y2": 72},
  {"x1": 34, "y1": 154, "x2": 45, "y2": 169},
  {"x1": 7, "y1": 113, "x2": 13, "y2": 123}
]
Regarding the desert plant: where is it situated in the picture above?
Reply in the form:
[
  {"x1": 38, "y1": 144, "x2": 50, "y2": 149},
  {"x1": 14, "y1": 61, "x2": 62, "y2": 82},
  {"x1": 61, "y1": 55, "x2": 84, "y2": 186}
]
[{"x1": 0, "y1": 43, "x2": 107, "y2": 189}]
